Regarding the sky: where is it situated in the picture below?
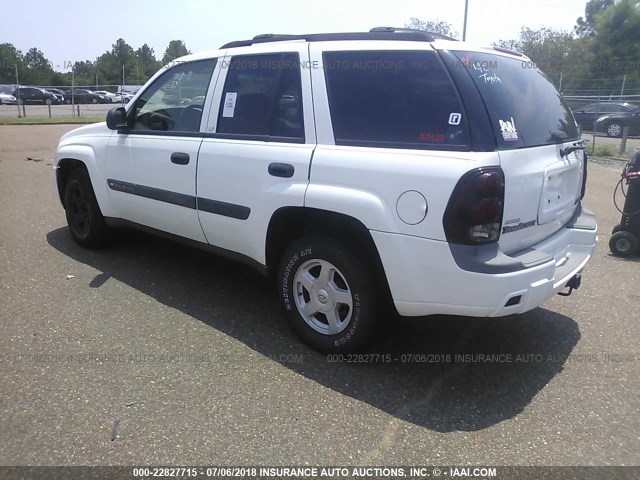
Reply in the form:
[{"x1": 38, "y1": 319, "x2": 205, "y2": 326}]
[{"x1": 1, "y1": 0, "x2": 589, "y2": 71}]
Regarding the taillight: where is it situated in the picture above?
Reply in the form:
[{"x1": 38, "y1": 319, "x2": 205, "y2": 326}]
[{"x1": 443, "y1": 167, "x2": 505, "y2": 244}]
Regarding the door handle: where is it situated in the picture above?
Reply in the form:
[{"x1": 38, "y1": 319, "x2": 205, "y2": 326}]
[
  {"x1": 171, "y1": 152, "x2": 190, "y2": 165},
  {"x1": 268, "y1": 163, "x2": 294, "y2": 178}
]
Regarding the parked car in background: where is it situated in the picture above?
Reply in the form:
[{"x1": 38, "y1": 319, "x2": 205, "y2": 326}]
[
  {"x1": 594, "y1": 106, "x2": 640, "y2": 137},
  {"x1": 94, "y1": 90, "x2": 121, "y2": 103},
  {"x1": 572, "y1": 102, "x2": 639, "y2": 131},
  {"x1": 45, "y1": 90, "x2": 64, "y2": 103},
  {"x1": 0, "y1": 92, "x2": 18, "y2": 105},
  {"x1": 47, "y1": 88, "x2": 67, "y2": 103},
  {"x1": 64, "y1": 89, "x2": 111, "y2": 104},
  {"x1": 13, "y1": 87, "x2": 59, "y2": 105}
]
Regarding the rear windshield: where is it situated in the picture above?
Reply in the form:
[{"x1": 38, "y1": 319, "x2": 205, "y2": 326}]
[
  {"x1": 324, "y1": 50, "x2": 469, "y2": 150},
  {"x1": 450, "y1": 51, "x2": 579, "y2": 149}
]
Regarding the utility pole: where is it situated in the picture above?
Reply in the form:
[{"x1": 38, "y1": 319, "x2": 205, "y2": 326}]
[
  {"x1": 71, "y1": 66, "x2": 75, "y2": 117},
  {"x1": 15, "y1": 64, "x2": 21, "y2": 118},
  {"x1": 463, "y1": 0, "x2": 469, "y2": 41},
  {"x1": 559, "y1": 72, "x2": 563, "y2": 93},
  {"x1": 620, "y1": 74, "x2": 626, "y2": 100}
]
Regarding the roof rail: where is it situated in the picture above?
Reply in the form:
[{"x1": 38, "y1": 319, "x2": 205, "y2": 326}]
[
  {"x1": 369, "y1": 26, "x2": 457, "y2": 41},
  {"x1": 220, "y1": 28, "x2": 457, "y2": 49}
]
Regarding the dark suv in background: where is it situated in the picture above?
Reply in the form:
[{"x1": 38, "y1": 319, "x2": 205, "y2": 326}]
[
  {"x1": 64, "y1": 89, "x2": 111, "y2": 104},
  {"x1": 13, "y1": 87, "x2": 59, "y2": 105}
]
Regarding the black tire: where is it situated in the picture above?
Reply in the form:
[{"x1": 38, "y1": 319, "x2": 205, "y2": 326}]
[
  {"x1": 92, "y1": 97, "x2": 98, "y2": 104},
  {"x1": 606, "y1": 122, "x2": 623, "y2": 138},
  {"x1": 45, "y1": 98, "x2": 52, "y2": 105},
  {"x1": 609, "y1": 231, "x2": 638, "y2": 257},
  {"x1": 63, "y1": 168, "x2": 111, "y2": 248},
  {"x1": 277, "y1": 237, "x2": 378, "y2": 352}
]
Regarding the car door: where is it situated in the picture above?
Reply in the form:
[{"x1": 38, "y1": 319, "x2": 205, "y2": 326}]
[
  {"x1": 196, "y1": 45, "x2": 315, "y2": 263},
  {"x1": 23, "y1": 88, "x2": 36, "y2": 104},
  {"x1": 105, "y1": 58, "x2": 219, "y2": 242}
]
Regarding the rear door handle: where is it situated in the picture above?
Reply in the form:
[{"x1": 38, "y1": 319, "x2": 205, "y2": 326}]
[
  {"x1": 268, "y1": 163, "x2": 294, "y2": 178},
  {"x1": 171, "y1": 152, "x2": 190, "y2": 165}
]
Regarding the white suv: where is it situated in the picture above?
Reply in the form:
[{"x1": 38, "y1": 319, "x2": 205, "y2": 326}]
[{"x1": 54, "y1": 28, "x2": 597, "y2": 352}]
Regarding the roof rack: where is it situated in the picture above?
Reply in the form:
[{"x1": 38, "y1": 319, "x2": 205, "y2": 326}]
[
  {"x1": 220, "y1": 27, "x2": 457, "y2": 49},
  {"x1": 369, "y1": 26, "x2": 457, "y2": 41}
]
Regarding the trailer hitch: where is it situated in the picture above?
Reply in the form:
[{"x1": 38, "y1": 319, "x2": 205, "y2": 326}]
[{"x1": 558, "y1": 273, "x2": 581, "y2": 297}]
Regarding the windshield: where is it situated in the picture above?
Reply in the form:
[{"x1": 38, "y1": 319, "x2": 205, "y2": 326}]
[{"x1": 450, "y1": 51, "x2": 579, "y2": 149}]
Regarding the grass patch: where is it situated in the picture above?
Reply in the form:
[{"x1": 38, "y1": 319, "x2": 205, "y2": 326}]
[
  {"x1": 588, "y1": 144, "x2": 617, "y2": 157},
  {"x1": 0, "y1": 116, "x2": 103, "y2": 125}
]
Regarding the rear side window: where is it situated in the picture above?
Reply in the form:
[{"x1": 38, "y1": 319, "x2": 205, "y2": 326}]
[
  {"x1": 217, "y1": 53, "x2": 304, "y2": 140},
  {"x1": 323, "y1": 50, "x2": 469, "y2": 149},
  {"x1": 450, "y1": 51, "x2": 580, "y2": 149}
]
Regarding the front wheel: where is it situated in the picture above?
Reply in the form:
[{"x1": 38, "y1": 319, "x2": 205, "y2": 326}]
[
  {"x1": 606, "y1": 122, "x2": 623, "y2": 138},
  {"x1": 63, "y1": 168, "x2": 111, "y2": 248},
  {"x1": 277, "y1": 237, "x2": 378, "y2": 352}
]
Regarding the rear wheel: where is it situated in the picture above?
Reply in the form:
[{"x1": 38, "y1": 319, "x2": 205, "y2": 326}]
[
  {"x1": 92, "y1": 97, "x2": 98, "y2": 104},
  {"x1": 63, "y1": 168, "x2": 111, "y2": 248},
  {"x1": 277, "y1": 237, "x2": 378, "y2": 352},
  {"x1": 45, "y1": 98, "x2": 52, "y2": 105},
  {"x1": 609, "y1": 231, "x2": 638, "y2": 257}
]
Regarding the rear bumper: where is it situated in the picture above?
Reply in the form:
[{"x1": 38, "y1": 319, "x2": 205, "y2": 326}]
[{"x1": 372, "y1": 207, "x2": 597, "y2": 317}]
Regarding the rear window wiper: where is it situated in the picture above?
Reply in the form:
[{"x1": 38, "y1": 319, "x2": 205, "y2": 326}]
[{"x1": 560, "y1": 140, "x2": 586, "y2": 158}]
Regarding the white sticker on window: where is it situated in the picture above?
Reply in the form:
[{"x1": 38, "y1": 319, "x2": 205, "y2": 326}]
[
  {"x1": 448, "y1": 113, "x2": 462, "y2": 125},
  {"x1": 499, "y1": 117, "x2": 518, "y2": 141},
  {"x1": 222, "y1": 92, "x2": 237, "y2": 118}
]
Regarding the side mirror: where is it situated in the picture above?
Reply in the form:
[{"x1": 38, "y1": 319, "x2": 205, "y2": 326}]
[{"x1": 106, "y1": 107, "x2": 128, "y2": 130}]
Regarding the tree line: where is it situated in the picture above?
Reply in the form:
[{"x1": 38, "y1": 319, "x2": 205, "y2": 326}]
[
  {"x1": 411, "y1": 0, "x2": 640, "y2": 96},
  {"x1": 0, "y1": 39, "x2": 190, "y2": 88}
]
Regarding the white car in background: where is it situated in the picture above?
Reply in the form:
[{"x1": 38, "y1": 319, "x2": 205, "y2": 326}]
[{"x1": 0, "y1": 92, "x2": 18, "y2": 105}]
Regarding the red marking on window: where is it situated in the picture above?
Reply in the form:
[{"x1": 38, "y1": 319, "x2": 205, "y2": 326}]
[
  {"x1": 418, "y1": 132, "x2": 445, "y2": 142},
  {"x1": 460, "y1": 54, "x2": 472, "y2": 67}
]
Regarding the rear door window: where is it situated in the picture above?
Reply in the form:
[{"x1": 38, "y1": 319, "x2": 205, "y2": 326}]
[
  {"x1": 323, "y1": 50, "x2": 469, "y2": 149},
  {"x1": 216, "y1": 53, "x2": 304, "y2": 140}
]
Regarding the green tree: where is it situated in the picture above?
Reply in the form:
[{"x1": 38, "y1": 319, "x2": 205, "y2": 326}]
[
  {"x1": 575, "y1": 0, "x2": 615, "y2": 37},
  {"x1": 404, "y1": 17, "x2": 459, "y2": 39},
  {"x1": 135, "y1": 44, "x2": 161, "y2": 83},
  {"x1": 23, "y1": 48, "x2": 54, "y2": 85},
  {"x1": 161, "y1": 40, "x2": 191, "y2": 65},
  {"x1": 71, "y1": 60, "x2": 97, "y2": 87},
  {"x1": 0, "y1": 43, "x2": 25, "y2": 84},
  {"x1": 591, "y1": 0, "x2": 640, "y2": 86},
  {"x1": 95, "y1": 38, "x2": 137, "y2": 86}
]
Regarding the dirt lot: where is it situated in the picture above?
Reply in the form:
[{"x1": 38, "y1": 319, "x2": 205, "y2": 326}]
[{"x1": 0, "y1": 125, "x2": 638, "y2": 467}]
